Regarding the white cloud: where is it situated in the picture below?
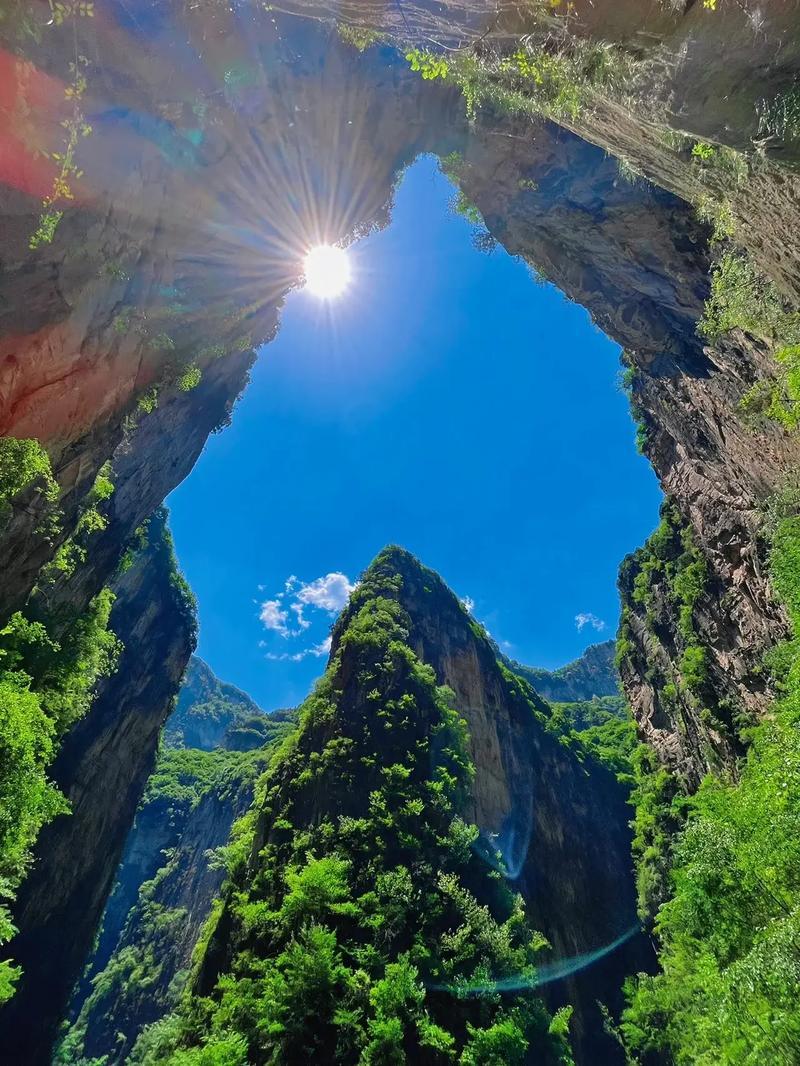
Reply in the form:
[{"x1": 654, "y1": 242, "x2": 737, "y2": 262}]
[
  {"x1": 461, "y1": 595, "x2": 476, "y2": 614},
  {"x1": 258, "y1": 572, "x2": 355, "y2": 656},
  {"x1": 265, "y1": 637, "x2": 332, "y2": 663},
  {"x1": 314, "y1": 636, "x2": 332, "y2": 657},
  {"x1": 575, "y1": 612, "x2": 606, "y2": 633},
  {"x1": 259, "y1": 599, "x2": 290, "y2": 637},
  {"x1": 295, "y1": 572, "x2": 355, "y2": 613},
  {"x1": 290, "y1": 602, "x2": 312, "y2": 630}
]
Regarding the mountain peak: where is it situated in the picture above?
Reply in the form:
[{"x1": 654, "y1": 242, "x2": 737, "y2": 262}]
[{"x1": 507, "y1": 639, "x2": 620, "y2": 703}]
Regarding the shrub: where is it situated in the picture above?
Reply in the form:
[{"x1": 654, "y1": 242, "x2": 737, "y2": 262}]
[
  {"x1": 699, "y1": 251, "x2": 800, "y2": 343},
  {"x1": 177, "y1": 365, "x2": 202, "y2": 392},
  {"x1": 0, "y1": 439, "x2": 58, "y2": 529}
]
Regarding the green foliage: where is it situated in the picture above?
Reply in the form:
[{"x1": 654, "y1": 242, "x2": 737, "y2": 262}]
[
  {"x1": 176, "y1": 365, "x2": 202, "y2": 393},
  {"x1": 336, "y1": 23, "x2": 380, "y2": 51},
  {"x1": 165, "y1": 657, "x2": 294, "y2": 753},
  {"x1": 37, "y1": 463, "x2": 116, "y2": 586},
  {"x1": 407, "y1": 35, "x2": 633, "y2": 125},
  {"x1": 138, "y1": 388, "x2": 159, "y2": 415},
  {"x1": 739, "y1": 344, "x2": 800, "y2": 431},
  {"x1": 545, "y1": 696, "x2": 637, "y2": 785},
  {"x1": 628, "y1": 745, "x2": 685, "y2": 922},
  {"x1": 616, "y1": 504, "x2": 725, "y2": 917},
  {"x1": 56, "y1": 716, "x2": 284, "y2": 1064},
  {"x1": 0, "y1": 583, "x2": 119, "y2": 1003},
  {"x1": 436, "y1": 154, "x2": 483, "y2": 226},
  {"x1": 0, "y1": 670, "x2": 66, "y2": 903},
  {"x1": 29, "y1": 54, "x2": 92, "y2": 250},
  {"x1": 497, "y1": 48, "x2": 583, "y2": 120},
  {"x1": 622, "y1": 501, "x2": 712, "y2": 698},
  {"x1": 623, "y1": 506, "x2": 800, "y2": 1062},
  {"x1": 704, "y1": 146, "x2": 750, "y2": 188},
  {"x1": 405, "y1": 49, "x2": 449, "y2": 81},
  {"x1": 143, "y1": 748, "x2": 251, "y2": 822},
  {"x1": 699, "y1": 251, "x2": 800, "y2": 344},
  {"x1": 453, "y1": 192, "x2": 482, "y2": 225},
  {"x1": 0, "y1": 438, "x2": 59, "y2": 530},
  {"x1": 696, "y1": 196, "x2": 735, "y2": 242},
  {"x1": 142, "y1": 552, "x2": 573, "y2": 1064},
  {"x1": 691, "y1": 140, "x2": 715, "y2": 161}
]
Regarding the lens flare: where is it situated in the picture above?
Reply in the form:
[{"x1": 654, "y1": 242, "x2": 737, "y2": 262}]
[
  {"x1": 303, "y1": 244, "x2": 351, "y2": 299},
  {"x1": 427, "y1": 925, "x2": 641, "y2": 996}
]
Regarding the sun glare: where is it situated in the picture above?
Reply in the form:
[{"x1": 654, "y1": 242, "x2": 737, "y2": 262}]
[{"x1": 303, "y1": 244, "x2": 351, "y2": 299}]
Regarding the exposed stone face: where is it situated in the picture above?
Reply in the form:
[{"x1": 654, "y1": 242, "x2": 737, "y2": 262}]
[
  {"x1": 0, "y1": 2, "x2": 799, "y2": 1056},
  {"x1": 508, "y1": 640, "x2": 620, "y2": 703},
  {"x1": 2, "y1": 4, "x2": 799, "y2": 787},
  {"x1": 0, "y1": 8, "x2": 463, "y2": 624},
  {"x1": 166, "y1": 655, "x2": 265, "y2": 750},
  {"x1": 0, "y1": 509, "x2": 197, "y2": 1066},
  {"x1": 75, "y1": 784, "x2": 251, "y2": 1063},
  {"x1": 61, "y1": 661, "x2": 296, "y2": 1065},
  {"x1": 369, "y1": 551, "x2": 649, "y2": 1062},
  {"x1": 188, "y1": 548, "x2": 646, "y2": 1064},
  {"x1": 449, "y1": 113, "x2": 800, "y2": 776}
]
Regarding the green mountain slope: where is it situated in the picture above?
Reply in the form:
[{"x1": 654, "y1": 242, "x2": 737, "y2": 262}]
[{"x1": 128, "y1": 546, "x2": 643, "y2": 1065}]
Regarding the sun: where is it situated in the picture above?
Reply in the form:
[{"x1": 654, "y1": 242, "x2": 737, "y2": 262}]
[{"x1": 303, "y1": 244, "x2": 352, "y2": 299}]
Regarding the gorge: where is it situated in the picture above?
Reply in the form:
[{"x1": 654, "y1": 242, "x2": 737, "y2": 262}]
[{"x1": 1, "y1": 0, "x2": 800, "y2": 1063}]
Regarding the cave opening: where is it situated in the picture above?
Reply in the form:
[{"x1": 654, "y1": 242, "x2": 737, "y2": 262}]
[
  {"x1": 166, "y1": 152, "x2": 662, "y2": 711},
  {"x1": 4, "y1": 1, "x2": 800, "y2": 1063},
  {"x1": 116, "y1": 147, "x2": 664, "y2": 1062}
]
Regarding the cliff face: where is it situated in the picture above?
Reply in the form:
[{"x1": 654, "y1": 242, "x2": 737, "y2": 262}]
[
  {"x1": 182, "y1": 548, "x2": 643, "y2": 1065},
  {"x1": 1, "y1": 2, "x2": 800, "y2": 1059},
  {"x1": 361, "y1": 552, "x2": 648, "y2": 1061},
  {"x1": 0, "y1": 16, "x2": 462, "y2": 1054},
  {"x1": 166, "y1": 656, "x2": 265, "y2": 750},
  {"x1": 448, "y1": 116, "x2": 800, "y2": 781},
  {"x1": 0, "y1": 508, "x2": 197, "y2": 1065},
  {"x1": 62, "y1": 776, "x2": 252, "y2": 1063},
  {"x1": 59, "y1": 665, "x2": 295, "y2": 1065},
  {"x1": 0, "y1": 0, "x2": 797, "y2": 799},
  {"x1": 60, "y1": 655, "x2": 296, "y2": 1064},
  {"x1": 508, "y1": 641, "x2": 620, "y2": 703}
]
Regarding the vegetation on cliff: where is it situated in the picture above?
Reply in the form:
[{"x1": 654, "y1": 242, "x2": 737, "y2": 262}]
[
  {"x1": 56, "y1": 653, "x2": 297, "y2": 1065},
  {"x1": 129, "y1": 549, "x2": 574, "y2": 1065},
  {"x1": 616, "y1": 501, "x2": 723, "y2": 919},
  {"x1": 0, "y1": 492, "x2": 197, "y2": 1011},
  {"x1": 57, "y1": 748, "x2": 277, "y2": 1064},
  {"x1": 0, "y1": 579, "x2": 119, "y2": 1003},
  {"x1": 506, "y1": 641, "x2": 620, "y2": 703},
  {"x1": 164, "y1": 657, "x2": 292, "y2": 752},
  {"x1": 546, "y1": 696, "x2": 636, "y2": 787},
  {"x1": 622, "y1": 495, "x2": 800, "y2": 1063}
]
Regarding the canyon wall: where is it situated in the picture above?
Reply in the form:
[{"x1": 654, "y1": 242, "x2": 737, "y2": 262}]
[
  {"x1": 0, "y1": 508, "x2": 197, "y2": 1064},
  {"x1": 1, "y1": 0, "x2": 800, "y2": 1057},
  {"x1": 190, "y1": 547, "x2": 645, "y2": 1064}
]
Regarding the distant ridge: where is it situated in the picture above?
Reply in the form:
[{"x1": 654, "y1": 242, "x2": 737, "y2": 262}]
[{"x1": 506, "y1": 640, "x2": 620, "y2": 703}]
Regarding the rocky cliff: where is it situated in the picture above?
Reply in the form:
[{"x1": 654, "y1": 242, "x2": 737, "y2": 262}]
[
  {"x1": 0, "y1": 507, "x2": 197, "y2": 1064},
  {"x1": 165, "y1": 655, "x2": 284, "y2": 751},
  {"x1": 0, "y1": 0, "x2": 797, "y2": 793},
  {"x1": 508, "y1": 640, "x2": 620, "y2": 703},
  {"x1": 56, "y1": 662, "x2": 296, "y2": 1065},
  {"x1": 1, "y1": 1, "x2": 800, "y2": 1060},
  {"x1": 172, "y1": 548, "x2": 645, "y2": 1065}
]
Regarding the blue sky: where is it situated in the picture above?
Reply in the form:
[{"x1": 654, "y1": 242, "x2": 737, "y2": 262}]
[{"x1": 167, "y1": 154, "x2": 662, "y2": 711}]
